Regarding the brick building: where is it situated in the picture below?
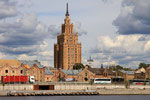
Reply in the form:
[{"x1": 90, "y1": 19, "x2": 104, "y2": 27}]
[
  {"x1": 54, "y1": 3, "x2": 81, "y2": 69},
  {"x1": 134, "y1": 67, "x2": 146, "y2": 79},
  {"x1": 19, "y1": 60, "x2": 45, "y2": 82},
  {"x1": 120, "y1": 70, "x2": 135, "y2": 81},
  {"x1": 0, "y1": 60, "x2": 27, "y2": 82},
  {"x1": 146, "y1": 66, "x2": 150, "y2": 79},
  {"x1": 77, "y1": 65, "x2": 114, "y2": 82},
  {"x1": 44, "y1": 68, "x2": 54, "y2": 82}
]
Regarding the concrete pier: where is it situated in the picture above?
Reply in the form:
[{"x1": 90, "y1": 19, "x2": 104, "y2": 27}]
[
  {"x1": 1, "y1": 83, "x2": 150, "y2": 96},
  {"x1": 3, "y1": 88, "x2": 150, "y2": 96}
]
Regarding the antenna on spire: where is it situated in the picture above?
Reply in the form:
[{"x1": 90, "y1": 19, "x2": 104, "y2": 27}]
[{"x1": 65, "y1": 3, "x2": 69, "y2": 16}]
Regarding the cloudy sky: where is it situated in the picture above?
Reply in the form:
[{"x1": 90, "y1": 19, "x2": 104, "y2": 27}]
[{"x1": 0, "y1": 0, "x2": 150, "y2": 68}]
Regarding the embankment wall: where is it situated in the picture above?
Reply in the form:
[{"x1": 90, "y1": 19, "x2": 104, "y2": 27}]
[{"x1": 0, "y1": 83, "x2": 150, "y2": 91}]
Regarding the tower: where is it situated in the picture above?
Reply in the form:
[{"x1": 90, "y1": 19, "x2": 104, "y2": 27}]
[{"x1": 54, "y1": 3, "x2": 82, "y2": 69}]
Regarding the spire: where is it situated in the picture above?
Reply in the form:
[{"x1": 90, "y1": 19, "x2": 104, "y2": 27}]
[{"x1": 65, "y1": 3, "x2": 69, "y2": 16}]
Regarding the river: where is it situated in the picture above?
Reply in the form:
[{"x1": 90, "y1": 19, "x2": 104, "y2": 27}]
[{"x1": 0, "y1": 95, "x2": 149, "y2": 100}]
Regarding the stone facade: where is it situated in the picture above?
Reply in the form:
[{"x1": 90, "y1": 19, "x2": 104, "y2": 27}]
[{"x1": 54, "y1": 3, "x2": 81, "y2": 69}]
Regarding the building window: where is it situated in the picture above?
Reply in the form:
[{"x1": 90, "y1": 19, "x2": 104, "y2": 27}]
[
  {"x1": 47, "y1": 77, "x2": 49, "y2": 80},
  {"x1": 104, "y1": 73, "x2": 108, "y2": 77},
  {"x1": 5, "y1": 70, "x2": 8, "y2": 73},
  {"x1": 12, "y1": 70, "x2": 15, "y2": 73},
  {"x1": 20, "y1": 70, "x2": 23, "y2": 74},
  {"x1": 85, "y1": 73, "x2": 87, "y2": 77},
  {"x1": 40, "y1": 71, "x2": 42, "y2": 74}
]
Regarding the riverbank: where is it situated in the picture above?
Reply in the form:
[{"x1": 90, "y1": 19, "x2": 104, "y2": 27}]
[{"x1": 1, "y1": 88, "x2": 150, "y2": 96}]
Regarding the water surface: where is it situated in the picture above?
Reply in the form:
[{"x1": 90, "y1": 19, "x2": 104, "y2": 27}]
[{"x1": 0, "y1": 95, "x2": 149, "y2": 100}]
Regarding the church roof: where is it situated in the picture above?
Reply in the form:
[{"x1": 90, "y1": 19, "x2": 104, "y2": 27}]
[{"x1": 0, "y1": 59, "x2": 21, "y2": 67}]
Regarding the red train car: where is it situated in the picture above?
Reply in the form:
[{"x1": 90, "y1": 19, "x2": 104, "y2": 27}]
[{"x1": 1, "y1": 76, "x2": 28, "y2": 83}]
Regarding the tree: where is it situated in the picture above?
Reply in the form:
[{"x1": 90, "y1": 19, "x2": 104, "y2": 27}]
[
  {"x1": 138, "y1": 63, "x2": 150, "y2": 69},
  {"x1": 73, "y1": 63, "x2": 85, "y2": 70},
  {"x1": 116, "y1": 65, "x2": 123, "y2": 70}
]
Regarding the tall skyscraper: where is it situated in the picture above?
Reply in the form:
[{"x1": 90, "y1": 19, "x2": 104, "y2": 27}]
[{"x1": 54, "y1": 3, "x2": 81, "y2": 69}]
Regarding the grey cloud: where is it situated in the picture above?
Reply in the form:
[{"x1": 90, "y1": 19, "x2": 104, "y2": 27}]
[
  {"x1": 138, "y1": 36, "x2": 146, "y2": 41},
  {"x1": 48, "y1": 25, "x2": 60, "y2": 38},
  {"x1": 113, "y1": 0, "x2": 150, "y2": 35},
  {"x1": 0, "y1": 13, "x2": 52, "y2": 55},
  {"x1": 0, "y1": 0, "x2": 17, "y2": 19},
  {"x1": 74, "y1": 22, "x2": 87, "y2": 36}
]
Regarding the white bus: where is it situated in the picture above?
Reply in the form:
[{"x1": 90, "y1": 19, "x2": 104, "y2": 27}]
[{"x1": 91, "y1": 78, "x2": 111, "y2": 84}]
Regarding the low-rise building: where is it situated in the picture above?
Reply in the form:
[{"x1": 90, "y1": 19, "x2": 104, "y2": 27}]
[
  {"x1": 134, "y1": 67, "x2": 146, "y2": 79},
  {"x1": 19, "y1": 60, "x2": 45, "y2": 82},
  {"x1": 44, "y1": 68, "x2": 54, "y2": 82},
  {"x1": 0, "y1": 60, "x2": 27, "y2": 82},
  {"x1": 120, "y1": 70, "x2": 135, "y2": 81},
  {"x1": 52, "y1": 69, "x2": 81, "y2": 82},
  {"x1": 78, "y1": 65, "x2": 114, "y2": 82},
  {"x1": 146, "y1": 66, "x2": 150, "y2": 79}
]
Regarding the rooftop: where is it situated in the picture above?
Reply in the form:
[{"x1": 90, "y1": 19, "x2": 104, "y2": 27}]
[
  {"x1": 88, "y1": 67, "x2": 114, "y2": 75},
  {"x1": 0, "y1": 59, "x2": 21, "y2": 67},
  {"x1": 62, "y1": 69, "x2": 82, "y2": 75},
  {"x1": 45, "y1": 68, "x2": 53, "y2": 75},
  {"x1": 19, "y1": 60, "x2": 44, "y2": 68}
]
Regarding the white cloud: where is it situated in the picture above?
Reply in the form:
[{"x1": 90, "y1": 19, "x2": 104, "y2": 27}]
[
  {"x1": 0, "y1": 52, "x2": 6, "y2": 58},
  {"x1": 40, "y1": 51, "x2": 53, "y2": 56},
  {"x1": 144, "y1": 41, "x2": 150, "y2": 52},
  {"x1": 91, "y1": 34, "x2": 150, "y2": 68},
  {"x1": 18, "y1": 54, "x2": 36, "y2": 60}
]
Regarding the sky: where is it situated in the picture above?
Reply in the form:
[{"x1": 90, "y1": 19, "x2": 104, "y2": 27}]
[{"x1": 0, "y1": 0, "x2": 150, "y2": 69}]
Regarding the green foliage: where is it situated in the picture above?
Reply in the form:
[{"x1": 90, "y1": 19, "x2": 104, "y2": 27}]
[
  {"x1": 116, "y1": 65, "x2": 123, "y2": 70},
  {"x1": 2, "y1": 83, "x2": 5, "y2": 87},
  {"x1": 73, "y1": 63, "x2": 85, "y2": 70},
  {"x1": 59, "y1": 77, "x2": 65, "y2": 81},
  {"x1": 138, "y1": 63, "x2": 150, "y2": 69},
  {"x1": 125, "y1": 81, "x2": 130, "y2": 89},
  {"x1": 110, "y1": 65, "x2": 133, "y2": 71},
  {"x1": 89, "y1": 80, "x2": 94, "y2": 85},
  {"x1": 143, "y1": 81, "x2": 146, "y2": 85},
  {"x1": 123, "y1": 68, "x2": 132, "y2": 71}
]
